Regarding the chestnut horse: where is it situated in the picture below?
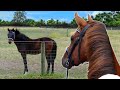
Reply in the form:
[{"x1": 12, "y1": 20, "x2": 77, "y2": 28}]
[
  {"x1": 62, "y1": 12, "x2": 120, "y2": 79},
  {"x1": 7, "y1": 28, "x2": 57, "y2": 74}
]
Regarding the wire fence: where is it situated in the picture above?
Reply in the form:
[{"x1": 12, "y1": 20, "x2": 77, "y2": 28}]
[
  {"x1": 0, "y1": 40, "x2": 88, "y2": 79},
  {"x1": 107, "y1": 27, "x2": 120, "y2": 30},
  {"x1": 0, "y1": 41, "x2": 58, "y2": 75}
]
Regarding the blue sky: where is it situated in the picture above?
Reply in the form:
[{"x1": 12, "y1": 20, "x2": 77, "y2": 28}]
[{"x1": 0, "y1": 11, "x2": 103, "y2": 23}]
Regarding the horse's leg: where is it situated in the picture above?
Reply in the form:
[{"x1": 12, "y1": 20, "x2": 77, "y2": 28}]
[
  {"x1": 49, "y1": 55, "x2": 54, "y2": 74},
  {"x1": 47, "y1": 54, "x2": 55, "y2": 74},
  {"x1": 47, "y1": 60, "x2": 50, "y2": 74},
  {"x1": 21, "y1": 53, "x2": 28, "y2": 74},
  {"x1": 51, "y1": 60, "x2": 54, "y2": 74}
]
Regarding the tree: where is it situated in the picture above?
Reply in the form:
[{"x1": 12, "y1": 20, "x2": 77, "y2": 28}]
[
  {"x1": 54, "y1": 20, "x2": 61, "y2": 27},
  {"x1": 47, "y1": 18, "x2": 56, "y2": 26},
  {"x1": 70, "y1": 18, "x2": 77, "y2": 27},
  {"x1": 24, "y1": 19, "x2": 35, "y2": 26},
  {"x1": 12, "y1": 11, "x2": 26, "y2": 23},
  {"x1": 61, "y1": 21, "x2": 69, "y2": 28},
  {"x1": 55, "y1": 20, "x2": 61, "y2": 25},
  {"x1": 94, "y1": 12, "x2": 114, "y2": 26},
  {"x1": 35, "y1": 19, "x2": 46, "y2": 27}
]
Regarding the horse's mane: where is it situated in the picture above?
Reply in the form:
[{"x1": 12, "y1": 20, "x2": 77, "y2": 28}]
[
  {"x1": 85, "y1": 21, "x2": 116, "y2": 79},
  {"x1": 15, "y1": 30, "x2": 31, "y2": 41}
]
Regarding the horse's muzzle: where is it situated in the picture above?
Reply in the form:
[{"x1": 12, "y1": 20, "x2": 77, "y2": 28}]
[
  {"x1": 8, "y1": 38, "x2": 13, "y2": 44},
  {"x1": 62, "y1": 58, "x2": 73, "y2": 69},
  {"x1": 8, "y1": 41, "x2": 12, "y2": 44}
]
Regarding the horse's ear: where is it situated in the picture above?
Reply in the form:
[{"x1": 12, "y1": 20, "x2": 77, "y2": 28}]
[
  {"x1": 15, "y1": 28, "x2": 17, "y2": 31},
  {"x1": 12, "y1": 28, "x2": 15, "y2": 32},
  {"x1": 88, "y1": 14, "x2": 93, "y2": 22},
  {"x1": 15, "y1": 29, "x2": 20, "y2": 34},
  {"x1": 8, "y1": 28, "x2": 10, "y2": 31},
  {"x1": 75, "y1": 12, "x2": 87, "y2": 29}
]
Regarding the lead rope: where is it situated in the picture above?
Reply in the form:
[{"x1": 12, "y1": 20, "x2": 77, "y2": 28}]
[
  {"x1": 66, "y1": 68, "x2": 69, "y2": 79},
  {"x1": 66, "y1": 60, "x2": 69, "y2": 79},
  {"x1": 65, "y1": 47, "x2": 69, "y2": 79}
]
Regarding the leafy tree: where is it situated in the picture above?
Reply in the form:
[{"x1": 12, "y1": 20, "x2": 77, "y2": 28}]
[
  {"x1": 94, "y1": 12, "x2": 114, "y2": 26},
  {"x1": 12, "y1": 11, "x2": 26, "y2": 23},
  {"x1": 61, "y1": 21, "x2": 69, "y2": 28},
  {"x1": 55, "y1": 20, "x2": 61, "y2": 25},
  {"x1": 47, "y1": 18, "x2": 56, "y2": 26},
  {"x1": 54, "y1": 20, "x2": 62, "y2": 27},
  {"x1": 24, "y1": 19, "x2": 35, "y2": 26},
  {"x1": 70, "y1": 18, "x2": 77, "y2": 27},
  {"x1": 36, "y1": 19, "x2": 46, "y2": 27}
]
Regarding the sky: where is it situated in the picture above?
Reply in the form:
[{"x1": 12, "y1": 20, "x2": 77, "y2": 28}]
[{"x1": 0, "y1": 11, "x2": 104, "y2": 23}]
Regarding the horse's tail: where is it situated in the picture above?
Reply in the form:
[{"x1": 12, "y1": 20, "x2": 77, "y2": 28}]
[{"x1": 51, "y1": 40, "x2": 57, "y2": 60}]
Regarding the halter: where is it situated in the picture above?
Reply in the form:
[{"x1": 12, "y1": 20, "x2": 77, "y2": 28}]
[
  {"x1": 65, "y1": 24, "x2": 91, "y2": 79},
  {"x1": 8, "y1": 32, "x2": 15, "y2": 41}
]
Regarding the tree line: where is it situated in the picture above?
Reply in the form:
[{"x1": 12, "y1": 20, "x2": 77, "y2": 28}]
[
  {"x1": 93, "y1": 11, "x2": 120, "y2": 27},
  {"x1": 0, "y1": 11, "x2": 120, "y2": 28}
]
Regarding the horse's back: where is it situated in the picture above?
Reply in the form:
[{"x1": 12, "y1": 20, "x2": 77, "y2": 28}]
[{"x1": 99, "y1": 74, "x2": 120, "y2": 79}]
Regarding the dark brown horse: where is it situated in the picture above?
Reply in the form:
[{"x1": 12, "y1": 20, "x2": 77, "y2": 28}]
[
  {"x1": 62, "y1": 12, "x2": 120, "y2": 79},
  {"x1": 7, "y1": 28, "x2": 57, "y2": 74}
]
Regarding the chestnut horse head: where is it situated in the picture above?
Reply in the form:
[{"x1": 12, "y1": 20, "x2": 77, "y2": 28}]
[{"x1": 62, "y1": 12, "x2": 120, "y2": 79}]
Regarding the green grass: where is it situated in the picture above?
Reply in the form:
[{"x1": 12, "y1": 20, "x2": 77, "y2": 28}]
[
  {"x1": 107, "y1": 30, "x2": 120, "y2": 64},
  {"x1": 0, "y1": 26, "x2": 120, "y2": 79},
  {"x1": 12, "y1": 73, "x2": 65, "y2": 79}
]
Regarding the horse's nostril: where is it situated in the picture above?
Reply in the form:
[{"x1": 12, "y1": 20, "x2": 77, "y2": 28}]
[
  {"x1": 62, "y1": 59, "x2": 72, "y2": 69},
  {"x1": 62, "y1": 59, "x2": 67, "y2": 67},
  {"x1": 65, "y1": 60, "x2": 69, "y2": 67},
  {"x1": 8, "y1": 39, "x2": 12, "y2": 44},
  {"x1": 8, "y1": 41, "x2": 11, "y2": 44}
]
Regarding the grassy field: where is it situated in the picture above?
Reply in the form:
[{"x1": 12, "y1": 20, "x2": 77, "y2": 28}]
[{"x1": 0, "y1": 26, "x2": 120, "y2": 79}]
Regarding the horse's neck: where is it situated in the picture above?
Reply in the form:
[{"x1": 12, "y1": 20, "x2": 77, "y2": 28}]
[
  {"x1": 15, "y1": 34, "x2": 31, "y2": 41},
  {"x1": 111, "y1": 48, "x2": 120, "y2": 76},
  {"x1": 85, "y1": 26, "x2": 120, "y2": 79},
  {"x1": 88, "y1": 59, "x2": 116, "y2": 79},
  {"x1": 88, "y1": 48, "x2": 120, "y2": 79}
]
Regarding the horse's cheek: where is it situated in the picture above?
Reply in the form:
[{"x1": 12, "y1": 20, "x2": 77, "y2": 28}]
[{"x1": 72, "y1": 52, "x2": 79, "y2": 65}]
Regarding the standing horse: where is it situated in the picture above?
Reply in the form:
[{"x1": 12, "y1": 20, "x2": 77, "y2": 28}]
[
  {"x1": 7, "y1": 28, "x2": 57, "y2": 74},
  {"x1": 62, "y1": 12, "x2": 120, "y2": 79}
]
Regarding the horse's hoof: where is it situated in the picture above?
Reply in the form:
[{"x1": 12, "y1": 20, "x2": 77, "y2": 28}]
[
  {"x1": 46, "y1": 71, "x2": 49, "y2": 74},
  {"x1": 51, "y1": 72, "x2": 54, "y2": 74},
  {"x1": 24, "y1": 72, "x2": 28, "y2": 75}
]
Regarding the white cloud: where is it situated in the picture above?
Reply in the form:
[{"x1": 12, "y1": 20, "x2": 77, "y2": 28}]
[
  {"x1": 91, "y1": 11, "x2": 111, "y2": 17},
  {"x1": 59, "y1": 18, "x2": 69, "y2": 22},
  {"x1": 27, "y1": 16, "x2": 38, "y2": 21},
  {"x1": 91, "y1": 11, "x2": 103, "y2": 17}
]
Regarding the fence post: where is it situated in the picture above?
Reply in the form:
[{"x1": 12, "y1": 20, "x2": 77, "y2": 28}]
[
  {"x1": 41, "y1": 41, "x2": 45, "y2": 75},
  {"x1": 67, "y1": 28, "x2": 69, "y2": 37},
  {"x1": 111, "y1": 27, "x2": 112, "y2": 30}
]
